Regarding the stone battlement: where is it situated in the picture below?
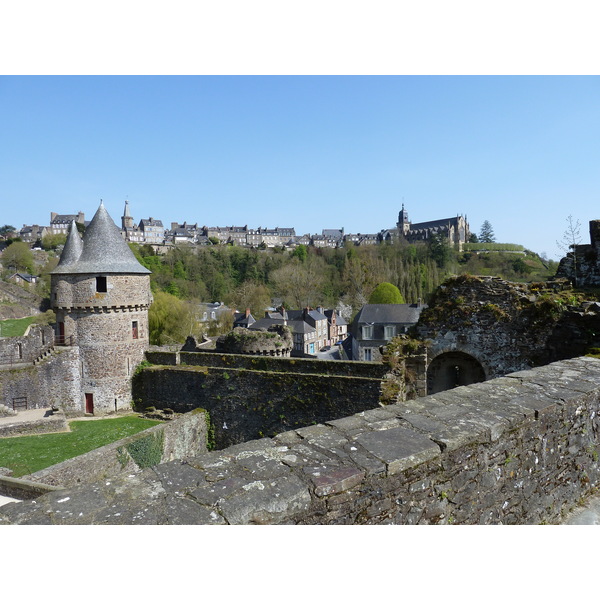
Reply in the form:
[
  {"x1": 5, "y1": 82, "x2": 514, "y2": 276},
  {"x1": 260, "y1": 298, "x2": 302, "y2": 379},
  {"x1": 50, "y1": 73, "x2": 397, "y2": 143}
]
[{"x1": 2, "y1": 356, "x2": 599, "y2": 525}]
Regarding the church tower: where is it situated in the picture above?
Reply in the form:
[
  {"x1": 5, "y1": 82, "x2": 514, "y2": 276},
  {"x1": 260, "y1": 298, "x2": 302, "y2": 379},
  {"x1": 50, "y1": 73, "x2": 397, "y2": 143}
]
[
  {"x1": 122, "y1": 199, "x2": 134, "y2": 231},
  {"x1": 51, "y1": 201, "x2": 152, "y2": 414},
  {"x1": 397, "y1": 203, "x2": 410, "y2": 235}
]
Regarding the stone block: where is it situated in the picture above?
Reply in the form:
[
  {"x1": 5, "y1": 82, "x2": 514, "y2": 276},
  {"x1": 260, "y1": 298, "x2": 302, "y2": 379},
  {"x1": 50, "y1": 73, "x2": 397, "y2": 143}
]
[
  {"x1": 354, "y1": 426, "x2": 440, "y2": 476},
  {"x1": 303, "y1": 465, "x2": 365, "y2": 497},
  {"x1": 217, "y1": 475, "x2": 312, "y2": 525}
]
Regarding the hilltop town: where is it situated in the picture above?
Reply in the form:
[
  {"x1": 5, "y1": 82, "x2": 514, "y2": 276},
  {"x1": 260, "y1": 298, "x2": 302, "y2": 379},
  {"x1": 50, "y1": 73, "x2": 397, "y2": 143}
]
[{"x1": 9, "y1": 201, "x2": 471, "y2": 250}]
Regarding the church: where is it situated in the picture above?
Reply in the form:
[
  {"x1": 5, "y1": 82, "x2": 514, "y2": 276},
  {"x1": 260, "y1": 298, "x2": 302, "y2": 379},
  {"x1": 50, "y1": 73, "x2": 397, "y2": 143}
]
[{"x1": 381, "y1": 205, "x2": 470, "y2": 249}]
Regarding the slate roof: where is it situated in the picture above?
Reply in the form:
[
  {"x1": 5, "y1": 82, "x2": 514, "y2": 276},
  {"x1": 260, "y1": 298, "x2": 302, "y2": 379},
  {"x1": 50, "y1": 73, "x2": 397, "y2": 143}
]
[
  {"x1": 51, "y1": 221, "x2": 83, "y2": 273},
  {"x1": 409, "y1": 217, "x2": 462, "y2": 230},
  {"x1": 354, "y1": 303, "x2": 426, "y2": 325},
  {"x1": 140, "y1": 218, "x2": 164, "y2": 227},
  {"x1": 248, "y1": 317, "x2": 282, "y2": 330},
  {"x1": 324, "y1": 309, "x2": 348, "y2": 326},
  {"x1": 51, "y1": 202, "x2": 150, "y2": 275},
  {"x1": 286, "y1": 320, "x2": 315, "y2": 334}
]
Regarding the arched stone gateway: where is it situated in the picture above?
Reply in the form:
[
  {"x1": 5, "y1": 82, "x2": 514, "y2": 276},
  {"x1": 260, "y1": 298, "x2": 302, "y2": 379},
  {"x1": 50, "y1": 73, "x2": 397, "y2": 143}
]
[{"x1": 427, "y1": 351, "x2": 486, "y2": 395}]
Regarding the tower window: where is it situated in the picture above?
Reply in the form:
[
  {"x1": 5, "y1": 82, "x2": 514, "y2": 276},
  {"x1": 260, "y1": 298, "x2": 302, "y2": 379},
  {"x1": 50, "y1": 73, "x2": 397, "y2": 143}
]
[
  {"x1": 132, "y1": 321, "x2": 139, "y2": 339},
  {"x1": 96, "y1": 276, "x2": 107, "y2": 293}
]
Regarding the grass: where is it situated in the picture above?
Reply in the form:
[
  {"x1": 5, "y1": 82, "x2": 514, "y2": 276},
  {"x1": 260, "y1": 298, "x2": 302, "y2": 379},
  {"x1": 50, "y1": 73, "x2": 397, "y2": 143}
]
[
  {"x1": 0, "y1": 415, "x2": 159, "y2": 477},
  {"x1": 0, "y1": 316, "x2": 36, "y2": 337}
]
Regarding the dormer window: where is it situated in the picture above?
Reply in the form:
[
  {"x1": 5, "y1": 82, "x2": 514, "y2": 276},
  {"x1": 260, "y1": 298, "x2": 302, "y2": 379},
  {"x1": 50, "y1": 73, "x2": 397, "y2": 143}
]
[{"x1": 96, "y1": 276, "x2": 107, "y2": 293}]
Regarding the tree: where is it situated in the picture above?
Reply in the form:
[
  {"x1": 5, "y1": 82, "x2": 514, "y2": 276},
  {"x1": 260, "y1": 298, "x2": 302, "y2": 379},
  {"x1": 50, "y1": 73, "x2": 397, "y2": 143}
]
[
  {"x1": 1, "y1": 241, "x2": 34, "y2": 273},
  {"x1": 468, "y1": 233, "x2": 479, "y2": 243},
  {"x1": 0, "y1": 225, "x2": 16, "y2": 237},
  {"x1": 428, "y1": 232, "x2": 452, "y2": 268},
  {"x1": 271, "y1": 256, "x2": 326, "y2": 308},
  {"x1": 225, "y1": 281, "x2": 272, "y2": 318},
  {"x1": 148, "y1": 290, "x2": 199, "y2": 345},
  {"x1": 368, "y1": 282, "x2": 404, "y2": 304},
  {"x1": 41, "y1": 233, "x2": 68, "y2": 250},
  {"x1": 479, "y1": 221, "x2": 496, "y2": 243},
  {"x1": 557, "y1": 215, "x2": 582, "y2": 285},
  {"x1": 292, "y1": 244, "x2": 308, "y2": 262}
]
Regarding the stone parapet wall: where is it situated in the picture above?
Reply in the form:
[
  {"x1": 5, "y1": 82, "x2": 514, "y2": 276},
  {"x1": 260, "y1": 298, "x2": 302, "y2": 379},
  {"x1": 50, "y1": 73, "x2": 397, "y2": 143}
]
[
  {"x1": 0, "y1": 347, "x2": 82, "y2": 414},
  {"x1": 3, "y1": 357, "x2": 598, "y2": 524},
  {"x1": 0, "y1": 325, "x2": 54, "y2": 366},
  {"x1": 0, "y1": 475, "x2": 63, "y2": 501},
  {"x1": 133, "y1": 365, "x2": 385, "y2": 449},
  {"x1": 0, "y1": 411, "x2": 67, "y2": 439},
  {"x1": 147, "y1": 350, "x2": 390, "y2": 378},
  {"x1": 22, "y1": 409, "x2": 209, "y2": 488}
]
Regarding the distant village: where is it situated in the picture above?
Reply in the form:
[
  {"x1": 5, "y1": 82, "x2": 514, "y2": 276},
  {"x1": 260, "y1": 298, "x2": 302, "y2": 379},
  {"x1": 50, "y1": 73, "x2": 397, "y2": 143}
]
[
  {"x1": 1, "y1": 201, "x2": 471, "y2": 362},
  {"x1": 11, "y1": 200, "x2": 471, "y2": 252}
]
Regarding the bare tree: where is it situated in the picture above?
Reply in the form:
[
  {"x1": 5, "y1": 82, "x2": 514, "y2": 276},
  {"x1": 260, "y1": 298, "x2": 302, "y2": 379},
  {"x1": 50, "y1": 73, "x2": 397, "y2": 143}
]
[{"x1": 557, "y1": 215, "x2": 582, "y2": 286}]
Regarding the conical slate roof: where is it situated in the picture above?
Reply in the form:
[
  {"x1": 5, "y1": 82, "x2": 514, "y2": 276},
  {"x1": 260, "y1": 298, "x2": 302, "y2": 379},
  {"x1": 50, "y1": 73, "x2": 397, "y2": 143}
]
[
  {"x1": 51, "y1": 201, "x2": 150, "y2": 275},
  {"x1": 52, "y1": 221, "x2": 83, "y2": 273}
]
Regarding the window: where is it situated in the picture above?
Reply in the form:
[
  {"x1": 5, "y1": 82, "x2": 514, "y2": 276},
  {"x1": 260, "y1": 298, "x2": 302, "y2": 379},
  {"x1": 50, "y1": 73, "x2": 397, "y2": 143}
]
[
  {"x1": 362, "y1": 325, "x2": 373, "y2": 340},
  {"x1": 364, "y1": 348, "x2": 372, "y2": 361},
  {"x1": 96, "y1": 276, "x2": 107, "y2": 293},
  {"x1": 132, "y1": 321, "x2": 139, "y2": 339},
  {"x1": 384, "y1": 325, "x2": 396, "y2": 340}
]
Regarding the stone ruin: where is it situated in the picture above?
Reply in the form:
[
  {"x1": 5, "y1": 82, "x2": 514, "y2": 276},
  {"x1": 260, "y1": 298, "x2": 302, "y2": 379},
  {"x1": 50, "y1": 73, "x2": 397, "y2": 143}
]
[
  {"x1": 556, "y1": 219, "x2": 600, "y2": 286},
  {"x1": 215, "y1": 324, "x2": 293, "y2": 356}
]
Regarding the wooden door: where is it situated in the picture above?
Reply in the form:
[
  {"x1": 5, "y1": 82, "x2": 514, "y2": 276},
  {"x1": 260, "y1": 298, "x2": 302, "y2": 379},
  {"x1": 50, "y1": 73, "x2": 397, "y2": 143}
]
[{"x1": 85, "y1": 393, "x2": 94, "y2": 414}]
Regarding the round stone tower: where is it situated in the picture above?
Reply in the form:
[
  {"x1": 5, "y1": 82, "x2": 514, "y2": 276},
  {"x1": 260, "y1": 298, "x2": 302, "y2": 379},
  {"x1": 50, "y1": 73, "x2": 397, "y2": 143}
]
[{"x1": 51, "y1": 201, "x2": 152, "y2": 414}]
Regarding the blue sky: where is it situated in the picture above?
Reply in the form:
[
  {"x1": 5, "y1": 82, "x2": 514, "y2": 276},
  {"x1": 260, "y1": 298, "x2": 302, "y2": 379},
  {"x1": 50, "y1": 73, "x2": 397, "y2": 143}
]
[{"x1": 1, "y1": 75, "x2": 598, "y2": 257}]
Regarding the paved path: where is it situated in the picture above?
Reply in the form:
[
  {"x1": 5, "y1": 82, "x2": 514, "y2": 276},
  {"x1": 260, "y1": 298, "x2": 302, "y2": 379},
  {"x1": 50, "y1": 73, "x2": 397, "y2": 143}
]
[{"x1": 0, "y1": 408, "x2": 52, "y2": 425}]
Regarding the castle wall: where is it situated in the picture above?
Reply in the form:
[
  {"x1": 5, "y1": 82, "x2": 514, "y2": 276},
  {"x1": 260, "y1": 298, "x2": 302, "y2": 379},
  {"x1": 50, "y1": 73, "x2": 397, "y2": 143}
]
[
  {"x1": 2, "y1": 357, "x2": 599, "y2": 525},
  {"x1": 0, "y1": 347, "x2": 82, "y2": 413},
  {"x1": 0, "y1": 325, "x2": 54, "y2": 366},
  {"x1": 22, "y1": 409, "x2": 209, "y2": 488},
  {"x1": 132, "y1": 364, "x2": 386, "y2": 449}
]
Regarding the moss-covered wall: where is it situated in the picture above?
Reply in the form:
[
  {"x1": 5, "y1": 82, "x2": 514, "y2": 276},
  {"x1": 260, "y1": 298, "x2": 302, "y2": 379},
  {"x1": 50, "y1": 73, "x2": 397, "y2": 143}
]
[
  {"x1": 133, "y1": 365, "x2": 384, "y2": 449},
  {"x1": 146, "y1": 349, "x2": 390, "y2": 378}
]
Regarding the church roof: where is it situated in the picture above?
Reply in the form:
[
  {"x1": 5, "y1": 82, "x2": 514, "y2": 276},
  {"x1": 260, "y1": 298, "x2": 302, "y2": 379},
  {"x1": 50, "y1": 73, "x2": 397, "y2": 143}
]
[{"x1": 52, "y1": 202, "x2": 150, "y2": 275}]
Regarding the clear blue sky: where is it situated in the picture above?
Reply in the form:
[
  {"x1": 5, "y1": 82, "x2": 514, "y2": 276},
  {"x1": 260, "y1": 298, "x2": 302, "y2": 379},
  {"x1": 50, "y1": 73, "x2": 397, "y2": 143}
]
[{"x1": 1, "y1": 75, "x2": 598, "y2": 257}]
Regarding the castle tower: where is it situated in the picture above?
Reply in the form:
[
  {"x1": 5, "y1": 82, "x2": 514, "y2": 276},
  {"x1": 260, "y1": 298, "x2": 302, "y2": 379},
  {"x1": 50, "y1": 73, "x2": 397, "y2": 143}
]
[{"x1": 51, "y1": 201, "x2": 152, "y2": 414}]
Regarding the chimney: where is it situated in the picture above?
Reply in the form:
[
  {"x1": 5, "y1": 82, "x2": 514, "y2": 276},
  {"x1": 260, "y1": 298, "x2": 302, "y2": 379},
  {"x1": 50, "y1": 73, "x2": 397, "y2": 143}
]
[{"x1": 245, "y1": 308, "x2": 251, "y2": 318}]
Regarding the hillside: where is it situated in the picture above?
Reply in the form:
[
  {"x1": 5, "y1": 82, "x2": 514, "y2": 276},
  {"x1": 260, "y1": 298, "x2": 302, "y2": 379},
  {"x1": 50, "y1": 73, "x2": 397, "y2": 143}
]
[{"x1": 0, "y1": 280, "x2": 47, "y2": 320}]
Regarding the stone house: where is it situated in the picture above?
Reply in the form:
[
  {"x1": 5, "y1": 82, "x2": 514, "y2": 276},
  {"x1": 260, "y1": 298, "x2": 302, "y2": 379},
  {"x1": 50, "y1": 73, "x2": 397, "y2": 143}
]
[
  {"x1": 233, "y1": 308, "x2": 256, "y2": 329},
  {"x1": 49, "y1": 211, "x2": 85, "y2": 236},
  {"x1": 351, "y1": 302, "x2": 426, "y2": 362},
  {"x1": 7, "y1": 272, "x2": 37, "y2": 286},
  {"x1": 324, "y1": 309, "x2": 348, "y2": 345}
]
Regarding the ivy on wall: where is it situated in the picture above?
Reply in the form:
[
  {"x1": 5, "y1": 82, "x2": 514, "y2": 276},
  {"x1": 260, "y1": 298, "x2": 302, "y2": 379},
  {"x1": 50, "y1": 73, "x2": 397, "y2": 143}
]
[{"x1": 125, "y1": 430, "x2": 165, "y2": 469}]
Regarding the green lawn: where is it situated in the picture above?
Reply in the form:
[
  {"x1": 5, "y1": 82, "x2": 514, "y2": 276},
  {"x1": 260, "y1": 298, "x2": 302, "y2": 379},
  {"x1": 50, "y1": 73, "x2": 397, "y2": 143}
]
[
  {"x1": 0, "y1": 416, "x2": 159, "y2": 477},
  {"x1": 0, "y1": 316, "x2": 36, "y2": 337}
]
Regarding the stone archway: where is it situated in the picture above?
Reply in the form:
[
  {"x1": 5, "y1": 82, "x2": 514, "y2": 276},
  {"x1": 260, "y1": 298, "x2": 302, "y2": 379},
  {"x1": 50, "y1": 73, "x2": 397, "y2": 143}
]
[{"x1": 427, "y1": 351, "x2": 486, "y2": 395}]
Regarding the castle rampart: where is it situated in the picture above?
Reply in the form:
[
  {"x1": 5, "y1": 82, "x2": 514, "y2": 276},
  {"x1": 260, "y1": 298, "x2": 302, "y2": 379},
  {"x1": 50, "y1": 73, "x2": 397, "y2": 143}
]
[{"x1": 2, "y1": 356, "x2": 599, "y2": 525}]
